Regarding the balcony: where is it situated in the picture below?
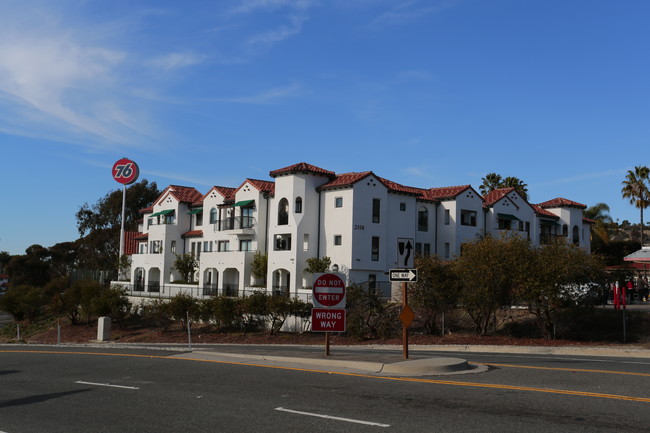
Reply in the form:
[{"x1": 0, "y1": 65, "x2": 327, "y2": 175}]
[{"x1": 214, "y1": 216, "x2": 256, "y2": 235}]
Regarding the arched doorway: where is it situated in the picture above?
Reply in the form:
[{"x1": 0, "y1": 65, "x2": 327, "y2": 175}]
[
  {"x1": 223, "y1": 268, "x2": 240, "y2": 297},
  {"x1": 203, "y1": 268, "x2": 218, "y2": 296},
  {"x1": 147, "y1": 268, "x2": 161, "y2": 293},
  {"x1": 273, "y1": 269, "x2": 291, "y2": 297}
]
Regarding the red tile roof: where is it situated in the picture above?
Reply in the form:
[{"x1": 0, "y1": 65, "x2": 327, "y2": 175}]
[
  {"x1": 270, "y1": 162, "x2": 336, "y2": 178},
  {"x1": 139, "y1": 205, "x2": 153, "y2": 214},
  {"x1": 482, "y1": 188, "x2": 516, "y2": 207},
  {"x1": 155, "y1": 185, "x2": 204, "y2": 206},
  {"x1": 318, "y1": 172, "x2": 373, "y2": 190},
  {"x1": 538, "y1": 198, "x2": 586, "y2": 209},
  {"x1": 134, "y1": 233, "x2": 149, "y2": 240},
  {"x1": 422, "y1": 185, "x2": 473, "y2": 201},
  {"x1": 245, "y1": 179, "x2": 275, "y2": 195},
  {"x1": 376, "y1": 176, "x2": 423, "y2": 196},
  {"x1": 123, "y1": 231, "x2": 141, "y2": 255},
  {"x1": 531, "y1": 204, "x2": 559, "y2": 219},
  {"x1": 206, "y1": 186, "x2": 237, "y2": 201},
  {"x1": 182, "y1": 230, "x2": 203, "y2": 238}
]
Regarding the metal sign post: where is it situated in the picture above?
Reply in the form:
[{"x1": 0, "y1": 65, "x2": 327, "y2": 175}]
[
  {"x1": 311, "y1": 273, "x2": 346, "y2": 356},
  {"x1": 390, "y1": 268, "x2": 416, "y2": 359},
  {"x1": 112, "y1": 158, "x2": 139, "y2": 276}
]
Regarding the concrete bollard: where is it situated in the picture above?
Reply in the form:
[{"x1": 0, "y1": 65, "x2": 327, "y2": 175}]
[{"x1": 97, "y1": 316, "x2": 111, "y2": 341}]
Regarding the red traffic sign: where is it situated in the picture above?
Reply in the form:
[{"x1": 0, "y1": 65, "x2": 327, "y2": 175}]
[
  {"x1": 112, "y1": 158, "x2": 140, "y2": 185},
  {"x1": 311, "y1": 308, "x2": 346, "y2": 332},
  {"x1": 312, "y1": 273, "x2": 346, "y2": 308}
]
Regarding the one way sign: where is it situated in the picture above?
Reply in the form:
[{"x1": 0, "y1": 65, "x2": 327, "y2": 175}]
[{"x1": 389, "y1": 269, "x2": 418, "y2": 282}]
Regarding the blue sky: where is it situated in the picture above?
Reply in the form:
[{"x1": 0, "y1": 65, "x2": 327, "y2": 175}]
[{"x1": 1, "y1": 0, "x2": 649, "y2": 255}]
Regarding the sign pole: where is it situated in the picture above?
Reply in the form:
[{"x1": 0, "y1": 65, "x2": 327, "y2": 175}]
[
  {"x1": 119, "y1": 184, "x2": 126, "y2": 258},
  {"x1": 325, "y1": 332, "x2": 330, "y2": 356},
  {"x1": 112, "y1": 158, "x2": 139, "y2": 278},
  {"x1": 402, "y1": 281, "x2": 408, "y2": 359}
]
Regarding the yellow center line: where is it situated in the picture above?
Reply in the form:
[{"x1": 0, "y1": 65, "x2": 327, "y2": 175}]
[
  {"x1": 3, "y1": 350, "x2": 650, "y2": 403},
  {"x1": 483, "y1": 362, "x2": 650, "y2": 377}
]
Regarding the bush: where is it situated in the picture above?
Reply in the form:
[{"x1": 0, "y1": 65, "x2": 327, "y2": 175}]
[
  {"x1": 140, "y1": 299, "x2": 172, "y2": 331},
  {"x1": 346, "y1": 284, "x2": 399, "y2": 340},
  {"x1": 0, "y1": 285, "x2": 49, "y2": 322},
  {"x1": 166, "y1": 293, "x2": 199, "y2": 329},
  {"x1": 94, "y1": 286, "x2": 132, "y2": 326}
]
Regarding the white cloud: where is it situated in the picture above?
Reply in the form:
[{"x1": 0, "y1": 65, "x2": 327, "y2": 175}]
[
  {"x1": 0, "y1": 4, "x2": 167, "y2": 150},
  {"x1": 248, "y1": 14, "x2": 309, "y2": 47},
  {"x1": 211, "y1": 82, "x2": 303, "y2": 104},
  {"x1": 148, "y1": 52, "x2": 207, "y2": 70},
  {"x1": 231, "y1": 0, "x2": 317, "y2": 15},
  {"x1": 368, "y1": 0, "x2": 457, "y2": 28}
]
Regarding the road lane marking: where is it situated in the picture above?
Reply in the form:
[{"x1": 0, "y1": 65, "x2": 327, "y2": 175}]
[
  {"x1": 482, "y1": 363, "x2": 650, "y2": 377},
  {"x1": 275, "y1": 407, "x2": 389, "y2": 427},
  {"x1": 3, "y1": 349, "x2": 650, "y2": 403},
  {"x1": 75, "y1": 380, "x2": 140, "y2": 390}
]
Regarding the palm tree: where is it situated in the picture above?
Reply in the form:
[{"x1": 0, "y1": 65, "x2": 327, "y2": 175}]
[
  {"x1": 584, "y1": 202, "x2": 613, "y2": 245},
  {"x1": 501, "y1": 176, "x2": 529, "y2": 201},
  {"x1": 479, "y1": 173, "x2": 503, "y2": 195},
  {"x1": 621, "y1": 166, "x2": 650, "y2": 246},
  {"x1": 479, "y1": 173, "x2": 529, "y2": 200}
]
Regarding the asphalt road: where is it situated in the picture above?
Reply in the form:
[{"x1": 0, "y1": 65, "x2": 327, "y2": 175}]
[{"x1": 1, "y1": 345, "x2": 650, "y2": 432}]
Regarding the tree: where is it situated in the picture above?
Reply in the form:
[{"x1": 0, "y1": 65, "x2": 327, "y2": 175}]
[
  {"x1": 250, "y1": 252, "x2": 268, "y2": 286},
  {"x1": 173, "y1": 254, "x2": 198, "y2": 283},
  {"x1": 501, "y1": 177, "x2": 529, "y2": 200},
  {"x1": 480, "y1": 173, "x2": 529, "y2": 200},
  {"x1": 453, "y1": 235, "x2": 531, "y2": 335},
  {"x1": 76, "y1": 179, "x2": 160, "y2": 272},
  {"x1": 410, "y1": 255, "x2": 460, "y2": 334},
  {"x1": 47, "y1": 241, "x2": 79, "y2": 279},
  {"x1": 0, "y1": 251, "x2": 10, "y2": 273},
  {"x1": 621, "y1": 166, "x2": 650, "y2": 246},
  {"x1": 479, "y1": 173, "x2": 503, "y2": 196},
  {"x1": 584, "y1": 202, "x2": 613, "y2": 250},
  {"x1": 305, "y1": 256, "x2": 332, "y2": 273},
  {"x1": 6, "y1": 245, "x2": 52, "y2": 287},
  {"x1": 517, "y1": 240, "x2": 604, "y2": 339}
]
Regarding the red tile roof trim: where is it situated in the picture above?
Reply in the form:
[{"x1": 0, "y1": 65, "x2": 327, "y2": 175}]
[
  {"x1": 182, "y1": 230, "x2": 203, "y2": 238},
  {"x1": 423, "y1": 185, "x2": 473, "y2": 201},
  {"x1": 538, "y1": 197, "x2": 587, "y2": 209},
  {"x1": 532, "y1": 204, "x2": 559, "y2": 219},
  {"x1": 270, "y1": 162, "x2": 336, "y2": 178}
]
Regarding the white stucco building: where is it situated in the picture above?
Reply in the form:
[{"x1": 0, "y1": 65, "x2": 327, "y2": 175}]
[{"x1": 123, "y1": 162, "x2": 591, "y2": 299}]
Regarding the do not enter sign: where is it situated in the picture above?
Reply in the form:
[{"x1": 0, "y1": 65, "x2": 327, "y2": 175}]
[{"x1": 312, "y1": 273, "x2": 346, "y2": 308}]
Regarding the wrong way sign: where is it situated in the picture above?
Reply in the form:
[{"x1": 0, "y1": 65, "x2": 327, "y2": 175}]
[{"x1": 311, "y1": 308, "x2": 346, "y2": 332}]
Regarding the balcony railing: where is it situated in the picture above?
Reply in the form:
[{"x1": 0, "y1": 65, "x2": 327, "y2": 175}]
[{"x1": 214, "y1": 216, "x2": 255, "y2": 231}]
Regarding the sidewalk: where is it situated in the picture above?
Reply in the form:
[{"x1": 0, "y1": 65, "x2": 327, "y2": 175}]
[{"x1": 167, "y1": 342, "x2": 650, "y2": 377}]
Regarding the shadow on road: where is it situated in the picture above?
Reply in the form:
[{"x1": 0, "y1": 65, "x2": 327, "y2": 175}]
[{"x1": 0, "y1": 389, "x2": 90, "y2": 408}]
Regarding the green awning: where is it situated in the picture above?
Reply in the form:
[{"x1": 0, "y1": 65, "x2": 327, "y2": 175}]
[
  {"x1": 540, "y1": 219, "x2": 559, "y2": 226},
  {"x1": 150, "y1": 209, "x2": 175, "y2": 218},
  {"x1": 233, "y1": 199, "x2": 255, "y2": 207},
  {"x1": 187, "y1": 208, "x2": 203, "y2": 215},
  {"x1": 497, "y1": 213, "x2": 520, "y2": 221}
]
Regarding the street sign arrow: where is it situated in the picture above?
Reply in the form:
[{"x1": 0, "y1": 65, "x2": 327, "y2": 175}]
[{"x1": 389, "y1": 269, "x2": 418, "y2": 282}]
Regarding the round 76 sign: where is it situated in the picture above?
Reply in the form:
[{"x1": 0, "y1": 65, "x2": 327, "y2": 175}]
[{"x1": 312, "y1": 273, "x2": 346, "y2": 308}]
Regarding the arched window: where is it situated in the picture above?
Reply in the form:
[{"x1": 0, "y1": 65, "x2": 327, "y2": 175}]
[
  {"x1": 295, "y1": 197, "x2": 303, "y2": 214},
  {"x1": 278, "y1": 198, "x2": 289, "y2": 225},
  {"x1": 562, "y1": 224, "x2": 568, "y2": 237},
  {"x1": 209, "y1": 208, "x2": 218, "y2": 224},
  {"x1": 572, "y1": 225, "x2": 579, "y2": 245},
  {"x1": 418, "y1": 207, "x2": 428, "y2": 232}
]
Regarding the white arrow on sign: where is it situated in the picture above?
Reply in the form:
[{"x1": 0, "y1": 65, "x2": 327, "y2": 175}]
[{"x1": 389, "y1": 269, "x2": 418, "y2": 282}]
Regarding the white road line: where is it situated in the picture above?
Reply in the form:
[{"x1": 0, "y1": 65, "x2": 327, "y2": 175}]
[
  {"x1": 275, "y1": 407, "x2": 389, "y2": 428},
  {"x1": 75, "y1": 381, "x2": 140, "y2": 390}
]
